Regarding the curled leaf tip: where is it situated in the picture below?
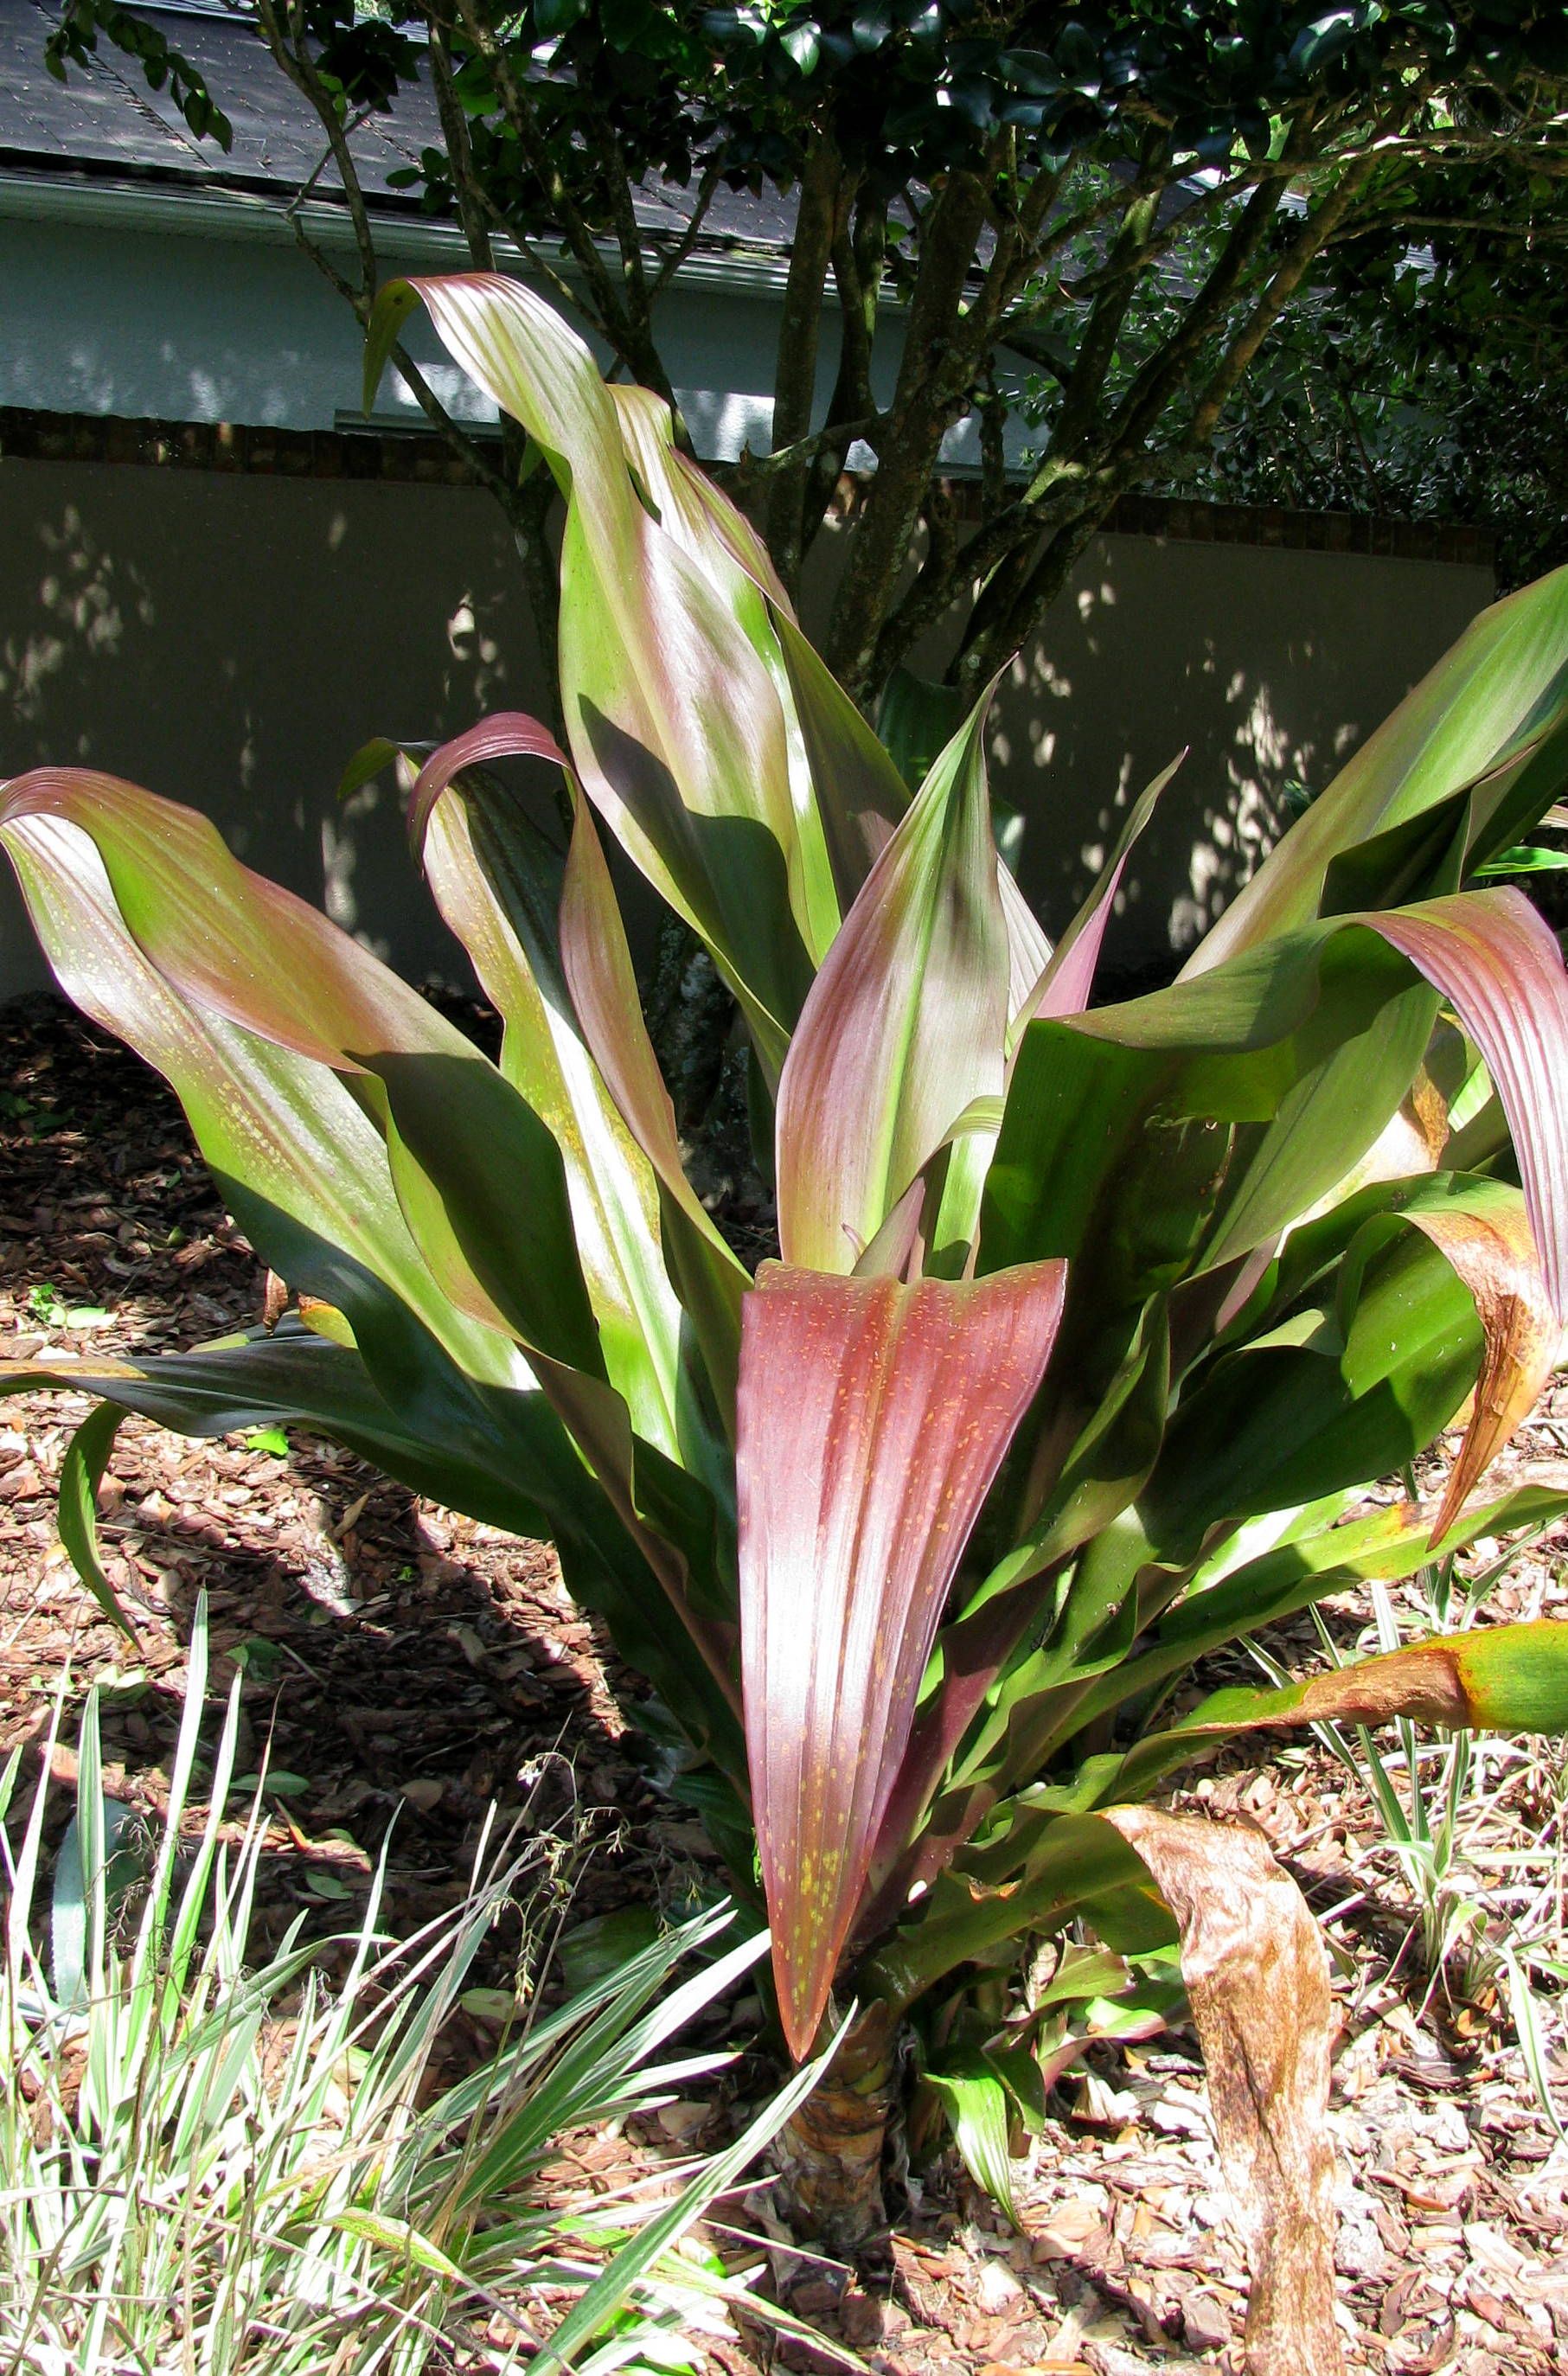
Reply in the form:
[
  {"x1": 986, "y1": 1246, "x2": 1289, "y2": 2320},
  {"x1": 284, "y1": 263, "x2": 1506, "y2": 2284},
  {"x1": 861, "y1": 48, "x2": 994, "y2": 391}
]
[
  {"x1": 1405, "y1": 1189, "x2": 1566, "y2": 1546},
  {"x1": 407, "y1": 713, "x2": 569, "y2": 853}
]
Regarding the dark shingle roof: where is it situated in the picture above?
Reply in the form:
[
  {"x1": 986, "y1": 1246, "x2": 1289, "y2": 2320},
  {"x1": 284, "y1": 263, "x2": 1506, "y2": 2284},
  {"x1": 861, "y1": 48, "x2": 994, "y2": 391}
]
[{"x1": 0, "y1": 0, "x2": 795, "y2": 247}]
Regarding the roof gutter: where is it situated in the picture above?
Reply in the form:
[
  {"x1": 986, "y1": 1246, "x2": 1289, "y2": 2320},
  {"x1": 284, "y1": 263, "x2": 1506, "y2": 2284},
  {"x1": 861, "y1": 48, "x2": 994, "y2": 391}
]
[{"x1": 0, "y1": 169, "x2": 796, "y2": 300}]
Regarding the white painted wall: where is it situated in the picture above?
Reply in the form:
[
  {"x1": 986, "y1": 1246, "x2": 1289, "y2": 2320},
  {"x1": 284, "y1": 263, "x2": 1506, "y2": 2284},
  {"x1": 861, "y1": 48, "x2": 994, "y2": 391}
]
[
  {"x1": 0, "y1": 187, "x2": 1016, "y2": 471},
  {"x1": 0, "y1": 203, "x2": 803, "y2": 448}
]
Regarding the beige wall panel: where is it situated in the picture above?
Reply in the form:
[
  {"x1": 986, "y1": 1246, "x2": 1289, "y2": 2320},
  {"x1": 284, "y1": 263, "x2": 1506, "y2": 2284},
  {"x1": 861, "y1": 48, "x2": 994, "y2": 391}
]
[
  {"x1": 1, "y1": 454, "x2": 1494, "y2": 1006},
  {"x1": 0, "y1": 455, "x2": 551, "y2": 999},
  {"x1": 986, "y1": 532, "x2": 1494, "y2": 982}
]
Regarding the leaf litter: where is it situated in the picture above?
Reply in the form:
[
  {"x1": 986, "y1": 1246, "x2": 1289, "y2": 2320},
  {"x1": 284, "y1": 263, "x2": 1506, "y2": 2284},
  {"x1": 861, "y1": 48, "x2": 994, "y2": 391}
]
[{"x1": 3, "y1": 992, "x2": 1568, "y2": 2373}]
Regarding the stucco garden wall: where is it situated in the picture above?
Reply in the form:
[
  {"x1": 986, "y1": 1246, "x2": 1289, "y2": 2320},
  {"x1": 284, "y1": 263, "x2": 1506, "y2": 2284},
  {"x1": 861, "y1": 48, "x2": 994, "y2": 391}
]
[{"x1": 0, "y1": 447, "x2": 1493, "y2": 1002}]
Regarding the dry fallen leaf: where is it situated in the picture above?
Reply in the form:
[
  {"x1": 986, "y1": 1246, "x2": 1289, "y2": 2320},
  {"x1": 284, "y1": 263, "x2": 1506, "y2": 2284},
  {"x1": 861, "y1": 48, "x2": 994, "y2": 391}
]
[{"x1": 1106, "y1": 1805, "x2": 1344, "y2": 2376}]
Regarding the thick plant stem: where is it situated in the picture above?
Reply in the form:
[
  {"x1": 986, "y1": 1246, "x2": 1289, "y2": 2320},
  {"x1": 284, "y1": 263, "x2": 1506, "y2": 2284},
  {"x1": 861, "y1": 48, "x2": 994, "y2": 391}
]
[{"x1": 771, "y1": 2001, "x2": 897, "y2": 2254}]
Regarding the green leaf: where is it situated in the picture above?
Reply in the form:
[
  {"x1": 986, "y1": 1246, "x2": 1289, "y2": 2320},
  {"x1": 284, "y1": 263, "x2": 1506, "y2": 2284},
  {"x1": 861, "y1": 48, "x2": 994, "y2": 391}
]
[
  {"x1": 986, "y1": 889, "x2": 1568, "y2": 1325},
  {"x1": 310, "y1": 2207, "x2": 466, "y2": 2284},
  {"x1": 1140, "y1": 1212, "x2": 1484, "y2": 1553},
  {"x1": 1475, "y1": 843, "x2": 1568, "y2": 877},
  {"x1": 0, "y1": 768, "x2": 597, "y2": 1385},
  {"x1": 772, "y1": 605, "x2": 912, "y2": 917},
  {"x1": 413, "y1": 721, "x2": 734, "y2": 1471},
  {"x1": 875, "y1": 666, "x2": 967, "y2": 793},
  {"x1": 0, "y1": 767, "x2": 739, "y2": 1666},
  {"x1": 925, "y1": 2051, "x2": 1018, "y2": 2223},
  {"x1": 559, "y1": 785, "x2": 750, "y2": 1433},
  {"x1": 864, "y1": 1812, "x2": 1159, "y2": 2018},
  {"x1": 336, "y1": 735, "x2": 409, "y2": 804},
  {"x1": 1113, "y1": 1615, "x2": 1568, "y2": 1804},
  {"x1": 362, "y1": 279, "x2": 422, "y2": 415},
  {"x1": 557, "y1": 1905, "x2": 663, "y2": 1993},
  {"x1": 1070, "y1": 1480, "x2": 1568, "y2": 1755},
  {"x1": 775, "y1": 684, "x2": 1011, "y2": 1275},
  {"x1": 57, "y1": 1400, "x2": 138, "y2": 1641},
  {"x1": 51, "y1": 1704, "x2": 143, "y2": 2012},
  {"x1": 528, "y1": 1999, "x2": 853, "y2": 2376},
  {"x1": 383, "y1": 275, "x2": 822, "y2": 1074}
]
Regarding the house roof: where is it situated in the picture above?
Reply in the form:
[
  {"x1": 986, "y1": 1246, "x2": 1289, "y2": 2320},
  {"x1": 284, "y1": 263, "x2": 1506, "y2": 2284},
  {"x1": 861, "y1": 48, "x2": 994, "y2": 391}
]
[{"x1": 0, "y1": 0, "x2": 796, "y2": 253}]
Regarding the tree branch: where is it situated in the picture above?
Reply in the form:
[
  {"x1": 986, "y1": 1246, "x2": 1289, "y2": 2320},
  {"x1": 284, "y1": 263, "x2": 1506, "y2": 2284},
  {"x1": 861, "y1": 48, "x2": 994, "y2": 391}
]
[
  {"x1": 796, "y1": 189, "x2": 891, "y2": 560},
  {"x1": 579, "y1": 85, "x2": 654, "y2": 330},
  {"x1": 259, "y1": 0, "x2": 379, "y2": 303},
  {"x1": 452, "y1": 0, "x2": 625, "y2": 349},
  {"x1": 471, "y1": 184, "x2": 584, "y2": 320},
  {"x1": 255, "y1": 3, "x2": 510, "y2": 504},
  {"x1": 739, "y1": 413, "x2": 879, "y2": 483},
  {"x1": 831, "y1": 186, "x2": 882, "y2": 428},
  {"x1": 881, "y1": 135, "x2": 1316, "y2": 689},
  {"x1": 426, "y1": 14, "x2": 495, "y2": 271},
  {"x1": 765, "y1": 131, "x2": 843, "y2": 595},
  {"x1": 1184, "y1": 152, "x2": 1379, "y2": 451},
  {"x1": 958, "y1": 145, "x2": 1391, "y2": 688},
  {"x1": 386, "y1": 339, "x2": 518, "y2": 509},
  {"x1": 822, "y1": 163, "x2": 995, "y2": 705},
  {"x1": 650, "y1": 151, "x2": 728, "y2": 296}
]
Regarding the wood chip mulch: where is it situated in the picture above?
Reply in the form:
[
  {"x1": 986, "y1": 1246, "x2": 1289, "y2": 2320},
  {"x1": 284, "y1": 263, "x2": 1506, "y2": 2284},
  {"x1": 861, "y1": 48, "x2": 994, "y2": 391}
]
[{"x1": 4, "y1": 991, "x2": 1568, "y2": 2375}]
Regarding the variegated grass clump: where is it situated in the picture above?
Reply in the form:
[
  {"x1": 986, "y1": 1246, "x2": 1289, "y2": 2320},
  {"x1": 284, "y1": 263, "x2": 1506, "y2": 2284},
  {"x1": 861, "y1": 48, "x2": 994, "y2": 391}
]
[
  {"x1": 0, "y1": 1598, "x2": 826, "y2": 2376},
  {"x1": 1262, "y1": 1513, "x2": 1568, "y2": 2123}
]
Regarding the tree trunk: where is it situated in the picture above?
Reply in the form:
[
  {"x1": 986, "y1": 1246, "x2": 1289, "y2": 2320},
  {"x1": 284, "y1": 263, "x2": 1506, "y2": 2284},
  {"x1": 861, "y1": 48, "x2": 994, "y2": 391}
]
[{"x1": 771, "y1": 2001, "x2": 898, "y2": 2255}]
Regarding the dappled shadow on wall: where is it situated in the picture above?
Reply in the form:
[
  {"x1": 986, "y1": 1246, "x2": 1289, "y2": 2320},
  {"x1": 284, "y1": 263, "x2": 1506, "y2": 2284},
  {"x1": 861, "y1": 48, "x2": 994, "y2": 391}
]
[
  {"x1": 0, "y1": 465, "x2": 553, "y2": 995},
  {"x1": 985, "y1": 535, "x2": 1489, "y2": 989}
]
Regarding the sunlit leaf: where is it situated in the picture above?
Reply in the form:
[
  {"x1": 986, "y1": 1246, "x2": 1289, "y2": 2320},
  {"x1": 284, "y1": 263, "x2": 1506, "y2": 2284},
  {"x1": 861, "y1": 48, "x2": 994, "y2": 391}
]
[
  {"x1": 776, "y1": 688, "x2": 1010, "y2": 1274},
  {"x1": 1011, "y1": 753, "x2": 1182, "y2": 1039},
  {"x1": 371, "y1": 273, "x2": 822, "y2": 1072},
  {"x1": 1111, "y1": 1617, "x2": 1568, "y2": 1809},
  {"x1": 1398, "y1": 1180, "x2": 1564, "y2": 1540},
  {"x1": 413, "y1": 721, "x2": 732, "y2": 1469},
  {"x1": 558, "y1": 788, "x2": 749, "y2": 1427},
  {"x1": 57, "y1": 1401, "x2": 137, "y2": 1641},
  {"x1": 0, "y1": 768, "x2": 601, "y2": 1376},
  {"x1": 923, "y1": 2053, "x2": 1018, "y2": 2223}
]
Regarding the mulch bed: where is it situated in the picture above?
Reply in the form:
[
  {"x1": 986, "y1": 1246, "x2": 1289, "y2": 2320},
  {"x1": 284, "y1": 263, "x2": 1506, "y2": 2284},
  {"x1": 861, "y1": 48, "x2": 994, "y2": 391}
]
[{"x1": 3, "y1": 990, "x2": 1568, "y2": 2375}]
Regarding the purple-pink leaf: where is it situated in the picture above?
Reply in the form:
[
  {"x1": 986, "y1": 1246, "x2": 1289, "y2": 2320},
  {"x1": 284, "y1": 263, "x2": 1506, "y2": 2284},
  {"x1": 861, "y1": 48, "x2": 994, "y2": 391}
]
[
  {"x1": 559, "y1": 789, "x2": 748, "y2": 1413},
  {"x1": 409, "y1": 713, "x2": 567, "y2": 849},
  {"x1": 1371, "y1": 888, "x2": 1568, "y2": 1319},
  {"x1": 738, "y1": 1258, "x2": 1068, "y2": 2059}
]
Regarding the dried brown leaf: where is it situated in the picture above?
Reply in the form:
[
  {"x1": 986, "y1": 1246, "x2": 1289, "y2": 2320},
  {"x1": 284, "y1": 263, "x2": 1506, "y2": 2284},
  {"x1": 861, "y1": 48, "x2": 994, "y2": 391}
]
[{"x1": 1104, "y1": 1807, "x2": 1345, "y2": 2376}]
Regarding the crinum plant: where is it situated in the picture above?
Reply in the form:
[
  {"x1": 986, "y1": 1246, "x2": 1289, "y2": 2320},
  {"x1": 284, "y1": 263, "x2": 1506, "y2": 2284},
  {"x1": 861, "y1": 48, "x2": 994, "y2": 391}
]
[{"x1": 7, "y1": 276, "x2": 1568, "y2": 2287}]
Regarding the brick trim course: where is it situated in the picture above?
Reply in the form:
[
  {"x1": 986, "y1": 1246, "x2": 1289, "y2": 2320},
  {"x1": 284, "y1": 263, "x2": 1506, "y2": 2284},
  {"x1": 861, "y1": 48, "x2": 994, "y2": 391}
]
[{"x1": 0, "y1": 404, "x2": 1497, "y2": 567}]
